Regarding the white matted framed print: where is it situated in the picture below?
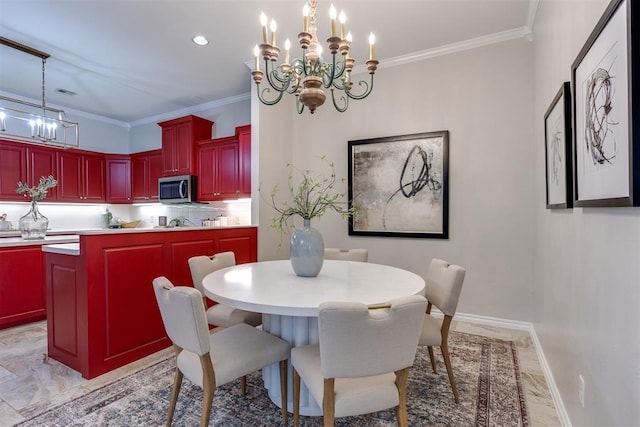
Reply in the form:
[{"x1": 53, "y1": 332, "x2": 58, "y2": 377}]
[
  {"x1": 348, "y1": 131, "x2": 449, "y2": 239},
  {"x1": 571, "y1": 0, "x2": 640, "y2": 207},
  {"x1": 544, "y1": 82, "x2": 573, "y2": 209}
]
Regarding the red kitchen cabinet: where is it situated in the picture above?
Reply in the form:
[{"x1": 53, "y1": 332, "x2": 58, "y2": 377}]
[
  {"x1": 197, "y1": 138, "x2": 239, "y2": 201},
  {"x1": 57, "y1": 150, "x2": 105, "y2": 202},
  {"x1": 237, "y1": 124, "x2": 251, "y2": 197},
  {"x1": 105, "y1": 155, "x2": 132, "y2": 203},
  {"x1": 0, "y1": 246, "x2": 46, "y2": 329},
  {"x1": 158, "y1": 115, "x2": 213, "y2": 176},
  {"x1": 26, "y1": 145, "x2": 58, "y2": 200},
  {"x1": 0, "y1": 140, "x2": 27, "y2": 201},
  {"x1": 131, "y1": 149, "x2": 162, "y2": 201}
]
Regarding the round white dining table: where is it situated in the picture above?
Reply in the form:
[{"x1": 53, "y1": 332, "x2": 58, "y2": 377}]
[{"x1": 202, "y1": 259, "x2": 425, "y2": 416}]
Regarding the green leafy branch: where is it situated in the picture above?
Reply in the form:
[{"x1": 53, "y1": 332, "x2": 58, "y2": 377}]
[
  {"x1": 265, "y1": 156, "x2": 356, "y2": 235},
  {"x1": 16, "y1": 175, "x2": 58, "y2": 201}
]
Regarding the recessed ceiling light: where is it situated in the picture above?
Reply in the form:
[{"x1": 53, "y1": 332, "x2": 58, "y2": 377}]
[{"x1": 192, "y1": 35, "x2": 209, "y2": 46}]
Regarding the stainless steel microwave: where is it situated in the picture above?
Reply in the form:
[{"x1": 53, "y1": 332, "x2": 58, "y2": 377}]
[{"x1": 158, "y1": 175, "x2": 197, "y2": 204}]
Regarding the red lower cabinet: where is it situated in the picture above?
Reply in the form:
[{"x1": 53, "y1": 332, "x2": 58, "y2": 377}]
[
  {"x1": 45, "y1": 227, "x2": 257, "y2": 378},
  {"x1": 0, "y1": 246, "x2": 46, "y2": 329}
]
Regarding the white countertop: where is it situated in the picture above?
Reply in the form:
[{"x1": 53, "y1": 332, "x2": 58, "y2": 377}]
[
  {"x1": 0, "y1": 234, "x2": 80, "y2": 248},
  {"x1": 74, "y1": 225, "x2": 257, "y2": 235},
  {"x1": 41, "y1": 243, "x2": 80, "y2": 256}
]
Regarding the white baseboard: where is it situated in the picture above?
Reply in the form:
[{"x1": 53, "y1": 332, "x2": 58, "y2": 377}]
[{"x1": 434, "y1": 309, "x2": 572, "y2": 427}]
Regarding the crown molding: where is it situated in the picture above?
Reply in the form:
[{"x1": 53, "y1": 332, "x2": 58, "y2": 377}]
[
  {"x1": 379, "y1": 26, "x2": 531, "y2": 71},
  {"x1": 128, "y1": 93, "x2": 251, "y2": 128}
]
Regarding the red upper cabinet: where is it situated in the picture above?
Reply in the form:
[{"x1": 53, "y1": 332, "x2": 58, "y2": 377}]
[
  {"x1": 237, "y1": 125, "x2": 251, "y2": 197},
  {"x1": 158, "y1": 115, "x2": 213, "y2": 177},
  {"x1": 26, "y1": 146, "x2": 58, "y2": 200},
  {"x1": 131, "y1": 149, "x2": 162, "y2": 202},
  {"x1": 57, "y1": 150, "x2": 105, "y2": 202},
  {"x1": 197, "y1": 137, "x2": 239, "y2": 201},
  {"x1": 0, "y1": 140, "x2": 27, "y2": 201},
  {"x1": 105, "y1": 155, "x2": 131, "y2": 203}
]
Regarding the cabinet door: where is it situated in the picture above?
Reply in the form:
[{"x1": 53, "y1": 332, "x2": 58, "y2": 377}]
[
  {"x1": 0, "y1": 246, "x2": 45, "y2": 329},
  {"x1": 147, "y1": 152, "x2": 162, "y2": 200},
  {"x1": 161, "y1": 127, "x2": 177, "y2": 175},
  {"x1": 131, "y1": 155, "x2": 148, "y2": 201},
  {"x1": 84, "y1": 154, "x2": 106, "y2": 202},
  {"x1": 174, "y1": 123, "x2": 193, "y2": 176},
  {"x1": 197, "y1": 144, "x2": 217, "y2": 201},
  {"x1": 106, "y1": 156, "x2": 131, "y2": 203},
  {"x1": 237, "y1": 125, "x2": 251, "y2": 197},
  {"x1": 26, "y1": 146, "x2": 58, "y2": 200},
  {"x1": 0, "y1": 141, "x2": 27, "y2": 201},
  {"x1": 217, "y1": 142, "x2": 239, "y2": 199},
  {"x1": 57, "y1": 151, "x2": 83, "y2": 201}
]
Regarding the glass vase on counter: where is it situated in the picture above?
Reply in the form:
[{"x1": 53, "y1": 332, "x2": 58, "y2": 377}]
[{"x1": 19, "y1": 201, "x2": 49, "y2": 240}]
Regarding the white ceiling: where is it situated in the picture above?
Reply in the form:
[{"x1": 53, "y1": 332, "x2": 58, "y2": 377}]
[{"x1": 0, "y1": 0, "x2": 534, "y2": 125}]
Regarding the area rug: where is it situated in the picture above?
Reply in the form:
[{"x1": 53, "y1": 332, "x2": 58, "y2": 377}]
[{"x1": 16, "y1": 331, "x2": 528, "y2": 426}]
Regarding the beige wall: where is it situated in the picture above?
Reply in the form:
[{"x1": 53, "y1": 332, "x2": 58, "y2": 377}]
[
  {"x1": 532, "y1": 1, "x2": 640, "y2": 425},
  {"x1": 256, "y1": 37, "x2": 536, "y2": 322}
]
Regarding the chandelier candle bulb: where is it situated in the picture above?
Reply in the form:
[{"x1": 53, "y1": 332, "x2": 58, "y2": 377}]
[
  {"x1": 261, "y1": 12, "x2": 268, "y2": 43},
  {"x1": 270, "y1": 19, "x2": 277, "y2": 46},
  {"x1": 369, "y1": 33, "x2": 375, "y2": 60},
  {"x1": 329, "y1": 4, "x2": 337, "y2": 37},
  {"x1": 303, "y1": 4, "x2": 310, "y2": 32},
  {"x1": 284, "y1": 39, "x2": 291, "y2": 64},
  {"x1": 339, "y1": 10, "x2": 346, "y2": 39},
  {"x1": 254, "y1": 45, "x2": 260, "y2": 70}
]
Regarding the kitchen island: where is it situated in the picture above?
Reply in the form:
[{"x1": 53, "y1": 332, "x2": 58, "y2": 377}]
[{"x1": 42, "y1": 226, "x2": 257, "y2": 379}]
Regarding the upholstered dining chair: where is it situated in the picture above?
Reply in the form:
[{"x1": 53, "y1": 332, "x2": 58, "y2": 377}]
[
  {"x1": 324, "y1": 248, "x2": 369, "y2": 262},
  {"x1": 418, "y1": 258, "x2": 467, "y2": 404},
  {"x1": 188, "y1": 251, "x2": 262, "y2": 328},
  {"x1": 152, "y1": 277, "x2": 290, "y2": 427},
  {"x1": 291, "y1": 295, "x2": 427, "y2": 427}
]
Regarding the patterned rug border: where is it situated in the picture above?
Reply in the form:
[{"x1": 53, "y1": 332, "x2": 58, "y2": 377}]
[{"x1": 16, "y1": 331, "x2": 529, "y2": 426}]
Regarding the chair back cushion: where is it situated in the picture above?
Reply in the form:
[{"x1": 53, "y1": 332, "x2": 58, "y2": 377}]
[
  {"x1": 152, "y1": 277, "x2": 210, "y2": 355},
  {"x1": 318, "y1": 295, "x2": 427, "y2": 378},
  {"x1": 424, "y1": 259, "x2": 466, "y2": 316},
  {"x1": 324, "y1": 248, "x2": 369, "y2": 262},
  {"x1": 188, "y1": 251, "x2": 236, "y2": 293}
]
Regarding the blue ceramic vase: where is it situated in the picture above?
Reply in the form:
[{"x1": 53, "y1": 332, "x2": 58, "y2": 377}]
[{"x1": 290, "y1": 219, "x2": 324, "y2": 277}]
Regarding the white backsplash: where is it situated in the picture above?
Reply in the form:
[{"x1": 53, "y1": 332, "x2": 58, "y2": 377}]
[{"x1": 0, "y1": 199, "x2": 252, "y2": 231}]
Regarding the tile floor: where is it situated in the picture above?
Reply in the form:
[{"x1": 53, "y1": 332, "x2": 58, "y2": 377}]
[{"x1": 0, "y1": 320, "x2": 561, "y2": 426}]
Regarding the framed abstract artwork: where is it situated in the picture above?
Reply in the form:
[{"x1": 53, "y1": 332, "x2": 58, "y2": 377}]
[
  {"x1": 348, "y1": 131, "x2": 449, "y2": 239},
  {"x1": 571, "y1": 0, "x2": 640, "y2": 207},
  {"x1": 544, "y1": 82, "x2": 573, "y2": 209}
]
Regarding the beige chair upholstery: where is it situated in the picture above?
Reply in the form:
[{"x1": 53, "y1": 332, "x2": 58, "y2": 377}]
[
  {"x1": 152, "y1": 277, "x2": 290, "y2": 427},
  {"x1": 188, "y1": 252, "x2": 262, "y2": 328},
  {"x1": 324, "y1": 248, "x2": 369, "y2": 262},
  {"x1": 291, "y1": 295, "x2": 427, "y2": 427},
  {"x1": 418, "y1": 258, "x2": 466, "y2": 403}
]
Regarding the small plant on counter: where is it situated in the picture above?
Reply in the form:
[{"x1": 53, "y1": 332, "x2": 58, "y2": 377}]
[
  {"x1": 264, "y1": 156, "x2": 356, "y2": 236},
  {"x1": 16, "y1": 175, "x2": 57, "y2": 201}
]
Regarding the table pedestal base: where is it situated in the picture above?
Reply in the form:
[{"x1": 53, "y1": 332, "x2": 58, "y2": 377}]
[{"x1": 262, "y1": 313, "x2": 322, "y2": 416}]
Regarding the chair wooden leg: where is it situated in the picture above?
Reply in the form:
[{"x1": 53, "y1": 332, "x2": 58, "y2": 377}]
[
  {"x1": 394, "y1": 368, "x2": 410, "y2": 427},
  {"x1": 323, "y1": 378, "x2": 335, "y2": 427},
  {"x1": 241, "y1": 375, "x2": 247, "y2": 396},
  {"x1": 279, "y1": 360, "x2": 288, "y2": 425},
  {"x1": 293, "y1": 368, "x2": 301, "y2": 427},
  {"x1": 166, "y1": 368, "x2": 183, "y2": 427},
  {"x1": 441, "y1": 344, "x2": 459, "y2": 404},
  {"x1": 427, "y1": 346, "x2": 437, "y2": 373},
  {"x1": 200, "y1": 354, "x2": 216, "y2": 427}
]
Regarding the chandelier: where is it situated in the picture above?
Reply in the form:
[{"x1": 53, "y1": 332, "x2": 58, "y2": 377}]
[
  {"x1": 252, "y1": 0, "x2": 379, "y2": 114},
  {"x1": 0, "y1": 37, "x2": 79, "y2": 147}
]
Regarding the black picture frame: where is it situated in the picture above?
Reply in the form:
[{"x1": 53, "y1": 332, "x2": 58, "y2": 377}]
[
  {"x1": 571, "y1": 0, "x2": 640, "y2": 207},
  {"x1": 544, "y1": 82, "x2": 573, "y2": 209},
  {"x1": 348, "y1": 131, "x2": 449, "y2": 239}
]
